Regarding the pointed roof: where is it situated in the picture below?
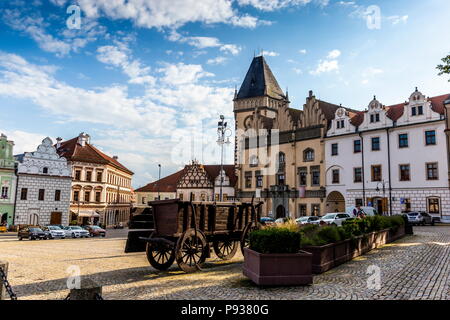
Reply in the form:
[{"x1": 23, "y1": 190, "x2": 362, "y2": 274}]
[
  {"x1": 56, "y1": 136, "x2": 133, "y2": 175},
  {"x1": 236, "y1": 56, "x2": 285, "y2": 100}
]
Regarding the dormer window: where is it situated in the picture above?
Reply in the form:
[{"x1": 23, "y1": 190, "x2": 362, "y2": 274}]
[
  {"x1": 43, "y1": 167, "x2": 48, "y2": 174},
  {"x1": 336, "y1": 120, "x2": 345, "y2": 129},
  {"x1": 370, "y1": 113, "x2": 380, "y2": 123},
  {"x1": 418, "y1": 105, "x2": 423, "y2": 115},
  {"x1": 412, "y1": 107, "x2": 416, "y2": 116}
]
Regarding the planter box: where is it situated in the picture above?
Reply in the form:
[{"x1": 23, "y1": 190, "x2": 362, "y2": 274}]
[
  {"x1": 242, "y1": 248, "x2": 313, "y2": 286},
  {"x1": 388, "y1": 225, "x2": 406, "y2": 243}
]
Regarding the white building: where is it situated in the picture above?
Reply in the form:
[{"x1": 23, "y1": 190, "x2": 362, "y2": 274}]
[
  {"x1": 14, "y1": 137, "x2": 72, "y2": 226},
  {"x1": 325, "y1": 89, "x2": 450, "y2": 220}
]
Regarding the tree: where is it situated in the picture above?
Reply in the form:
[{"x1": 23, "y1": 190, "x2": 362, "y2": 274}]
[{"x1": 437, "y1": 55, "x2": 450, "y2": 81}]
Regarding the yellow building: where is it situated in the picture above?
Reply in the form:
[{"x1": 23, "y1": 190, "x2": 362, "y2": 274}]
[{"x1": 234, "y1": 56, "x2": 355, "y2": 218}]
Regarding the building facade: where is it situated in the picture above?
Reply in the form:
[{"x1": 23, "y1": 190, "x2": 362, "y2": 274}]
[
  {"x1": 135, "y1": 162, "x2": 236, "y2": 206},
  {"x1": 325, "y1": 89, "x2": 450, "y2": 220},
  {"x1": 0, "y1": 134, "x2": 17, "y2": 226},
  {"x1": 14, "y1": 137, "x2": 72, "y2": 226},
  {"x1": 56, "y1": 133, "x2": 134, "y2": 227},
  {"x1": 234, "y1": 56, "x2": 353, "y2": 219}
]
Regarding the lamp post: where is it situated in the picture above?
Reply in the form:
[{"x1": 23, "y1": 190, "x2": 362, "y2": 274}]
[
  {"x1": 375, "y1": 179, "x2": 392, "y2": 216},
  {"x1": 158, "y1": 164, "x2": 161, "y2": 200},
  {"x1": 217, "y1": 115, "x2": 231, "y2": 201}
]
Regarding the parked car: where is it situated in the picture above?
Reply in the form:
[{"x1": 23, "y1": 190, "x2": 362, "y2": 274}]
[
  {"x1": 18, "y1": 227, "x2": 47, "y2": 240},
  {"x1": 260, "y1": 217, "x2": 275, "y2": 226},
  {"x1": 296, "y1": 216, "x2": 320, "y2": 225},
  {"x1": 64, "y1": 226, "x2": 90, "y2": 238},
  {"x1": 319, "y1": 213, "x2": 352, "y2": 226},
  {"x1": 84, "y1": 225, "x2": 106, "y2": 237},
  {"x1": 43, "y1": 226, "x2": 66, "y2": 239},
  {"x1": 346, "y1": 206, "x2": 379, "y2": 217},
  {"x1": 275, "y1": 217, "x2": 291, "y2": 225},
  {"x1": 407, "y1": 212, "x2": 435, "y2": 226}
]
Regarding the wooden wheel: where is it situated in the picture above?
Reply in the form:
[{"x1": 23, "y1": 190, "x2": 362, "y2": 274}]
[
  {"x1": 175, "y1": 229, "x2": 208, "y2": 273},
  {"x1": 146, "y1": 242, "x2": 175, "y2": 271},
  {"x1": 213, "y1": 240, "x2": 239, "y2": 260},
  {"x1": 240, "y1": 223, "x2": 259, "y2": 255}
]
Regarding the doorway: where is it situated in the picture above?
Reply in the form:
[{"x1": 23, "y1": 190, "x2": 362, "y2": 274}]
[
  {"x1": 1, "y1": 213, "x2": 7, "y2": 224},
  {"x1": 50, "y1": 212, "x2": 62, "y2": 225},
  {"x1": 325, "y1": 191, "x2": 346, "y2": 213},
  {"x1": 28, "y1": 212, "x2": 39, "y2": 225},
  {"x1": 276, "y1": 205, "x2": 286, "y2": 219}
]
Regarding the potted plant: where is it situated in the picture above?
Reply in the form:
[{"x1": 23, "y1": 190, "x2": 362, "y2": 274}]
[{"x1": 243, "y1": 224, "x2": 313, "y2": 286}]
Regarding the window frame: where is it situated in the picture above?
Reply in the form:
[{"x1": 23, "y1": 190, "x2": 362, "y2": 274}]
[
  {"x1": 371, "y1": 137, "x2": 380, "y2": 151},
  {"x1": 398, "y1": 133, "x2": 409, "y2": 148},
  {"x1": 399, "y1": 164, "x2": 411, "y2": 181}
]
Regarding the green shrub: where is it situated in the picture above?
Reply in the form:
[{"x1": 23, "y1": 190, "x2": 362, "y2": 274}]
[
  {"x1": 301, "y1": 234, "x2": 327, "y2": 246},
  {"x1": 249, "y1": 227, "x2": 301, "y2": 254},
  {"x1": 385, "y1": 215, "x2": 405, "y2": 230},
  {"x1": 317, "y1": 226, "x2": 342, "y2": 243}
]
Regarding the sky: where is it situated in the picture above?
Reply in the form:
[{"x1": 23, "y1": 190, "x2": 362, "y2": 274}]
[{"x1": 0, "y1": 0, "x2": 449, "y2": 188}]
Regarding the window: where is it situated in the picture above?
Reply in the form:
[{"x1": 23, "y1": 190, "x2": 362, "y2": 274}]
[
  {"x1": 411, "y1": 107, "x2": 417, "y2": 116},
  {"x1": 0, "y1": 186, "x2": 8, "y2": 199},
  {"x1": 142, "y1": 196, "x2": 147, "y2": 204},
  {"x1": 277, "y1": 173, "x2": 285, "y2": 186},
  {"x1": 354, "y1": 168, "x2": 362, "y2": 183},
  {"x1": 303, "y1": 149, "x2": 314, "y2": 162},
  {"x1": 371, "y1": 137, "x2": 380, "y2": 151},
  {"x1": 96, "y1": 171, "x2": 103, "y2": 182},
  {"x1": 398, "y1": 134, "x2": 408, "y2": 148},
  {"x1": 428, "y1": 198, "x2": 440, "y2": 214},
  {"x1": 371, "y1": 165, "x2": 382, "y2": 182},
  {"x1": 399, "y1": 164, "x2": 410, "y2": 181},
  {"x1": 55, "y1": 190, "x2": 61, "y2": 201},
  {"x1": 425, "y1": 130, "x2": 436, "y2": 146},
  {"x1": 84, "y1": 191, "x2": 90, "y2": 203},
  {"x1": 179, "y1": 194, "x2": 183, "y2": 201},
  {"x1": 277, "y1": 152, "x2": 286, "y2": 172},
  {"x1": 311, "y1": 166, "x2": 320, "y2": 186},
  {"x1": 20, "y1": 188, "x2": 28, "y2": 200},
  {"x1": 331, "y1": 143, "x2": 338, "y2": 156},
  {"x1": 38, "y1": 189, "x2": 45, "y2": 201},
  {"x1": 353, "y1": 140, "x2": 361, "y2": 153},
  {"x1": 73, "y1": 190, "x2": 79, "y2": 202},
  {"x1": 355, "y1": 199, "x2": 363, "y2": 207},
  {"x1": 95, "y1": 192, "x2": 101, "y2": 203},
  {"x1": 223, "y1": 194, "x2": 228, "y2": 201},
  {"x1": 311, "y1": 204, "x2": 320, "y2": 216},
  {"x1": 426, "y1": 163, "x2": 438, "y2": 180},
  {"x1": 86, "y1": 171, "x2": 92, "y2": 181},
  {"x1": 43, "y1": 167, "x2": 48, "y2": 174},
  {"x1": 255, "y1": 171, "x2": 263, "y2": 188},
  {"x1": 201, "y1": 194, "x2": 206, "y2": 201},
  {"x1": 245, "y1": 172, "x2": 252, "y2": 188},
  {"x1": 401, "y1": 198, "x2": 411, "y2": 213},
  {"x1": 298, "y1": 167, "x2": 307, "y2": 186},
  {"x1": 299, "y1": 204, "x2": 307, "y2": 216},
  {"x1": 417, "y1": 105, "x2": 423, "y2": 115},
  {"x1": 370, "y1": 113, "x2": 380, "y2": 123},
  {"x1": 75, "y1": 170, "x2": 81, "y2": 181},
  {"x1": 249, "y1": 155, "x2": 259, "y2": 167},
  {"x1": 336, "y1": 120, "x2": 345, "y2": 129},
  {"x1": 332, "y1": 169, "x2": 340, "y2": 184}
]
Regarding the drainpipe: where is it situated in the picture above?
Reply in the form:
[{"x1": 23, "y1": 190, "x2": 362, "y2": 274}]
[
  {"x1": 358, "y1": 130, "x2": 366, "y2": 206},
  {"x1": 13, "y1": 168, "x2": 19, "y2": 226},
  {"x1": 386, "y1": 127, "x2": 393, "y2": 216}
]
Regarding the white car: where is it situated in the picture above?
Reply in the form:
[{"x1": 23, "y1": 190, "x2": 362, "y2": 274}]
[
  {"x1": 296, "y1": 216, "x2": 321, "y2": 225},
  {"x1": 64, "y1": 226, "x2": 90, "y2": 238},
  {"x1": 319, "y1": 213, "x2": 352, "y2": 226},
  {"x1": 346, "y1": 206, "x2": 378, "y2": 217},
  {"x1": 44, "y1": 226, "x2": 66, "y2": 239}
]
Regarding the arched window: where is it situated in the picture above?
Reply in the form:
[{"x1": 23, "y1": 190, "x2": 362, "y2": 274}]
[
  {"x1": 303, "y1": 148, "x2": 314, "y2": 162},
  {"x1": 277, "y1": 152, "x2": 286, "y2": 179},
  {"x1": 43, "y1": 167, "x2": 48, "y2": 174}
]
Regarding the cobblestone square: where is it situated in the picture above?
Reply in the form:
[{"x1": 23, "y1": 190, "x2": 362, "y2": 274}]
[{"x1": 1, "y1": 226, "x2": 449, "y2": 300}]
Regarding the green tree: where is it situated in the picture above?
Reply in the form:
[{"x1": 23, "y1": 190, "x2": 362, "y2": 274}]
[{"x1": 437, "y1": 54, "x2": 450, "y2": 81}]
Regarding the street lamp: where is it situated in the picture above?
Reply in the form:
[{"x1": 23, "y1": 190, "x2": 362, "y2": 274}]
[
  {"x1": 217, "y1": 115, "x2": 232, "y2": 201},
  {"x1": 158, "y1": 164, "x2": 161, "y2": 200},
  {"x1": 375, "y1": 180, "x2": 392, "y2": 216}
]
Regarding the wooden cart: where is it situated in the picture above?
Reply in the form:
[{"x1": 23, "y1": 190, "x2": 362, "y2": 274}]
[{"x1": 138, "y1": 199, "x2": 262, "y2": 273}]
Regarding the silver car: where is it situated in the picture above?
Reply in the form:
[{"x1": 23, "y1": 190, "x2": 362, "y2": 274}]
[
  {"x1": 319, "y1": 213, "x2": 352, "y2": 226},
  {"x1": 64, "y1": 226, "x2": 90, "y2": 238},
  {"x1": 44, "y1": 226, "x2": 66, "y2": 239},
  {"x1": 407, "y1": 212, "x2": 434, "y2": 226},
  {"x1": 296, "y1": 216, "x2": 320, "y2": 225}
]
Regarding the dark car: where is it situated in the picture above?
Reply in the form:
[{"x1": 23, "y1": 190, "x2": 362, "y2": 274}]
[
  {"x1": 18, "y1": 227, "x2": 47, "y2": 240},
  {"x1": 84, "y1": 225, "x2": 106, "y2": 237}
]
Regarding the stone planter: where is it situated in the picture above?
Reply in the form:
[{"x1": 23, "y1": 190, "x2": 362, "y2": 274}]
[
  {"x1": 243, "y1": 248, "x2": 313, "y2": 286},
  {"x1": 388, "y1": 225, "x2": 406, "y2": 243}
]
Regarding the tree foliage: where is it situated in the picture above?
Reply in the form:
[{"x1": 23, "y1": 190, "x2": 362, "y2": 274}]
[{"x1": 437, "y1": 54, "x2": 450, "y2": 81}]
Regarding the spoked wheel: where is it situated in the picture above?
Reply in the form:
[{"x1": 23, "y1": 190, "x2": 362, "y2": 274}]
[
  {"x1": 213, "y1": 240, "x2": 239, "y2": 260},
  {"x1": 240, "y1": 223, "x2": 260, "y2": 255},
  {"x1": 176, "y1": 229, "x2": 208, "y2": 273},
  {"x1": 146, "y1": 242, "x2": 175, "y2": 271}
]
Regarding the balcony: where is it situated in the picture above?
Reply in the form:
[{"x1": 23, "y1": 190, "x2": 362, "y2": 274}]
[{"x1": 270, "y1": 185, "x2": 289, "y2": 192}]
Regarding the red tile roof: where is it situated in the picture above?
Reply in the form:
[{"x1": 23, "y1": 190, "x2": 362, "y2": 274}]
[
  {"x1": 56, "y1": 137, "x2": 133, "y2": 175},
  {"x1": 385, "y1": 103, "x2": 406, "y2": 121}
]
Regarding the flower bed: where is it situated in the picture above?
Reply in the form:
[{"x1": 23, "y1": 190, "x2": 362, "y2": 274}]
[{"x1": 300, "y1": 215, "x2": 406, "y2": 274}]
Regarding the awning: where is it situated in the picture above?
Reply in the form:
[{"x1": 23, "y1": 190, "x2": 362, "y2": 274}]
[{"x1": 76, "y1": 211, "x2": 101, "y2": 218}]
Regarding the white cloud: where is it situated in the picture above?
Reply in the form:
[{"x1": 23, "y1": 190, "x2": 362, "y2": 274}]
[
  {"x1": 237, "y1": 0, "x2": 312, "y2": 11},
  {"x1": 158, "y1": 63, "x2": 214, "y2": 86},
  {"x1": 387, "y1": 15, "x2": 409, "y2": 25},
  {"x1": 310, "y1": 59, "x2": 339, "y2": 75},
  {"x1": 293, "y1": 68, "x2": 303, "y2": 75},
  {"x1": 207, "y1": 56, "x2": 228, "y2": 65},
  {"x1": 327, "y1": 49, "x2": 341, "y2": 59},
  {"x1": 1, "y1": 130, "x2": 52, "y2": 155},
  {"x1": 299, "y1": 49, "x2": 307, "y2": 54},
  {"x1": 220, "y1": 44, "x2": 242, "y2": 55},
  {"x1": 262, "y1": 50, "x2": 279, "y2": 57}
]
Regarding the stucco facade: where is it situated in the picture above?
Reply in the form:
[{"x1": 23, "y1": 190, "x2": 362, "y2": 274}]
[
  {"x1": 325, "y1": 89, "x2": 450, "y2": 220},
  {"x1": 14, "y1": 137, "x2": 72, "y2": 226},
  {"x1": 0, "y1": 134, "x2": 16, "y2": 226}
]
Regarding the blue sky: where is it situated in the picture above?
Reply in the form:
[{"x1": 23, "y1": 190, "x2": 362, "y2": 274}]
[{"x1": 0, "y1": 0, "x2": 449, "y2": 188}]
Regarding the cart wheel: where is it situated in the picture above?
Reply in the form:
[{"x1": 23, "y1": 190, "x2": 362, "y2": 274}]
[
  {"x1": 146, "y1": 242, "x2": 175, "y2": 271},
  {"x1": 176, "y1": 229, "x2": 207, "y2": 273},
  {"x1": 213, "y1": 240, "x2": 239, "y2": 260},
  {"x1": 240, "y1": 223, "x2": 260, "y2": 255}
]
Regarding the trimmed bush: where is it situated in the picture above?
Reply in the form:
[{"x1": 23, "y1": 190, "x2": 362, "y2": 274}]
[
  {"x1": 249, "y1": 227, "x2": 301, "y2": 254},
  {"x1": 317, "y1": 226, "x2": 342, "y2": 243}
]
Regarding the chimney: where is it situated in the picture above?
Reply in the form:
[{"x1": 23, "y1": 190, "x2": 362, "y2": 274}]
[
  {"x1": 56, "y1": 137, "x2": 62, "y2": 149},
  {"x1": 78, "y1": 132, "x2": 90, "y2": 147},
  {"x1": 113, "y1": 156, "x2": 118, "y2": 160},
  {"x1": 308, "y1": 90, "x2": 313, "y2": 98}
]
